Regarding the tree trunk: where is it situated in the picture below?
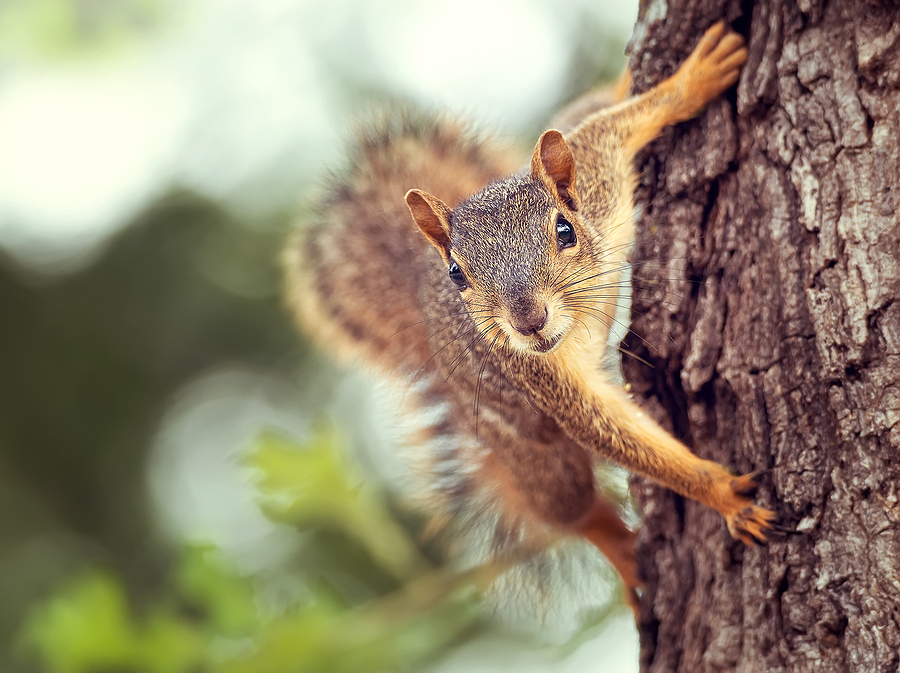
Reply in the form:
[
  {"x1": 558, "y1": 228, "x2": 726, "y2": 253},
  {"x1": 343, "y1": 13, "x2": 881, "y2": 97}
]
[{"x1": 625, "y1": 1, "x2": 900, "y2": 671}]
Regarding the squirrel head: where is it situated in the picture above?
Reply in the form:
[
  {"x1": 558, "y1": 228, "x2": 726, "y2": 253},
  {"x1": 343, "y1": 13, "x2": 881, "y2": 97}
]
[{"x1": 406, "y1": 130, "x2": 605, "y2": 355}]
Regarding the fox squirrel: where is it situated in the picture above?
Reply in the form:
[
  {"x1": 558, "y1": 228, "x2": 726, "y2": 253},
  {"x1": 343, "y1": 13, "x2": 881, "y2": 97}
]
[{"x1": 285, "y1": 21, "x2": 774, "y2": 612}]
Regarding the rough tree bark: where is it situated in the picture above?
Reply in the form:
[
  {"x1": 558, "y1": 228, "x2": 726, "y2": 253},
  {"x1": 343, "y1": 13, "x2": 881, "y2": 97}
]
[{"x1": 624, "y1": 0, "x2": 900, "y2": 671}]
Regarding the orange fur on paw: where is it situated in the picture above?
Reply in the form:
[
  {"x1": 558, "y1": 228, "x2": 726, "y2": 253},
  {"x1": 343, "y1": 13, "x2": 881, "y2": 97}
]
[
  {"x1": 723, "y1": 473, "x2": 777, "y2": 545},
  {"x1": 675, "y1": 21, "x2": 749, "y2": 116}
]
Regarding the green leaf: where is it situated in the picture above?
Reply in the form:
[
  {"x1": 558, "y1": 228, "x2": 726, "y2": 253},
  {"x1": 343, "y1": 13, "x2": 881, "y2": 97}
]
[
  {"x1": 134, "y1": 610, "x2": 207, "y2": 673},
  {"x1": 176, "y1": 544, "x2": 258, "y2": 635},
  {"x1": 19, "y1": 430, "x2": 495, "y2": 673},
  {"x1": 220, "y1": 572, "x2": 483, "y2": 673},
  {"x1": 20, "y1": 571, "x2": 209, "y2": 673},
  {"x1": 20, "y1": 572, "x2": 137, "y2": 673},
  {"x1": 248, "y1": 430, "x2": 427, "y2": 580}
]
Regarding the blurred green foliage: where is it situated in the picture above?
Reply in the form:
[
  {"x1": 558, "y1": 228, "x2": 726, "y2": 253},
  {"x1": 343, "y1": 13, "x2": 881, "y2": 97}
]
[
  {"x1": 0, "y1": 0, "x2": 169, "y2": 59},
  {"x1": 252, "y1": 432, "x2": 427, "y2": 580},
  {"x1": 19, "y1": 431, "x2": 486, "y2": 673},
  {"x1": 0, "y1": 191, "x2": 308, "y2": 672},
  {"x1": 0, "y1": 1, "x2": 636, "y2": 670},
  {"x1": 21, "y1": 571, "x2": 209, "y2": 673}
]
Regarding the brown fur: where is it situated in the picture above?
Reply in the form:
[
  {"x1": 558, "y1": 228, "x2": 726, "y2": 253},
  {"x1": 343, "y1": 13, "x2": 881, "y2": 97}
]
[{"x1": 285, "y1": 23, "x2": 774, "y2": 615}]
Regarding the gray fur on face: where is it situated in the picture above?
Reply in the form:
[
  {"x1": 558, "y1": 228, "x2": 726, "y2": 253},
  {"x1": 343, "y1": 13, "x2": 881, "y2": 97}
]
[{"x1": 450, "y1": 176, "x2": 555, "y2": 302}]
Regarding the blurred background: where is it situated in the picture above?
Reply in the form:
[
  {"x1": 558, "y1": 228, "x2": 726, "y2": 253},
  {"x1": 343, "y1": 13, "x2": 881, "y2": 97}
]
[{"x1": 0, "y1": 0, "x2": 640, "y2": 670}]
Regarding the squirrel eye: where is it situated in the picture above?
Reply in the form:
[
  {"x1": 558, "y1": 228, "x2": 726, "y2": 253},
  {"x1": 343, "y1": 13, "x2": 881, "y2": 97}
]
[
  {"x1": 448, "y1": 261, "x2": 467, "y2": 290},
  {"x1": 556, "y1": 215, "x2": 576, "y2": 249}
]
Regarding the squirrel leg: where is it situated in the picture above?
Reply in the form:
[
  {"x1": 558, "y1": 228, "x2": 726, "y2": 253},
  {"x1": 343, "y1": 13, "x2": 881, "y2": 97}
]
[
  {"x1": 502, "y1": 352, "x2": 776, "y2": 545},
  {"x1": 566, "y1": 21, "x2": 747, "y2": 160},
  {"x1": 578, "y1": 377, "x2": 776, "y2": 546},
  {"x1": 573, "y1": 497, "x2": 641, "y2": 615}
]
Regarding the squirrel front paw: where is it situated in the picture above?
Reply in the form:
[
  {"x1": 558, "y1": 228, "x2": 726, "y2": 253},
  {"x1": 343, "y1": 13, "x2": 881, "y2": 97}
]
[
  {"x1": 723, "y1": 472, "x2": 776, "y2": 545},
  {"x1": 675, "y1": 20, "x2": 748, "y2": 117}
]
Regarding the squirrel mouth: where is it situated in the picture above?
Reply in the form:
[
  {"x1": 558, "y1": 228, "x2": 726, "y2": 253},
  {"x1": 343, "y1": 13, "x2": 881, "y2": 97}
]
[{"x1": 531, "y1": 334, "x2": 561, "y2": 353}]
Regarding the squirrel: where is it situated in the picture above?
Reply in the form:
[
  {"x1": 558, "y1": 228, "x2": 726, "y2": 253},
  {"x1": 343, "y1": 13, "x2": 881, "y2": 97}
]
[{"x1": 285, "y1": 21, "x2": 775, "y2": 612}]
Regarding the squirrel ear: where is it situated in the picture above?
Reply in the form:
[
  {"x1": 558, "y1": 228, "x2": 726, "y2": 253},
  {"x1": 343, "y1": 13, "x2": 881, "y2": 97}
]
[
  {"x1": 405, "y1": 189, "x2": 453, "y2": 264},
  {"x1": 530, "y1": 130, "x2": 579, "y2": 212}
]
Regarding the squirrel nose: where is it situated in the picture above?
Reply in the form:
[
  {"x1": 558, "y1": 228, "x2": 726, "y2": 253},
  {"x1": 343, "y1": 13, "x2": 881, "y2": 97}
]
[{"x1": 510, "y1": 305, "x2": 548, "y2": 336}]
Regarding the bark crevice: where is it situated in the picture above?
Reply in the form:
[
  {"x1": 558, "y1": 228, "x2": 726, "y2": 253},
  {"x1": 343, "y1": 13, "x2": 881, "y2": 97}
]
[{"x1": 630, "y1": 1, "x2": 900, "y2": 671}]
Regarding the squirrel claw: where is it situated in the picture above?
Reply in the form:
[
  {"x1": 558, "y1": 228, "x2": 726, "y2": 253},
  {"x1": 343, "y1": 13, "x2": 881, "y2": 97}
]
[
  {"x1": 721, "y1": 470, "x2": 777, "y2": 545},
  {"x1": 730, "y1": 471, "x2": 761, "y2": 497},
  {"x1": 767, "y1": 523, "x2": 804, "y2": 536},
  {"x1": 727, "y1": 504, "x2": 777, "y2": 545}
]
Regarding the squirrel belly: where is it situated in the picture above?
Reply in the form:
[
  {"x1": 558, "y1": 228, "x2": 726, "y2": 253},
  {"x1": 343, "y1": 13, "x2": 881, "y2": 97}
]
[{"x1": 285, "y1": 22, "x2": 775, "y2": 616}]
